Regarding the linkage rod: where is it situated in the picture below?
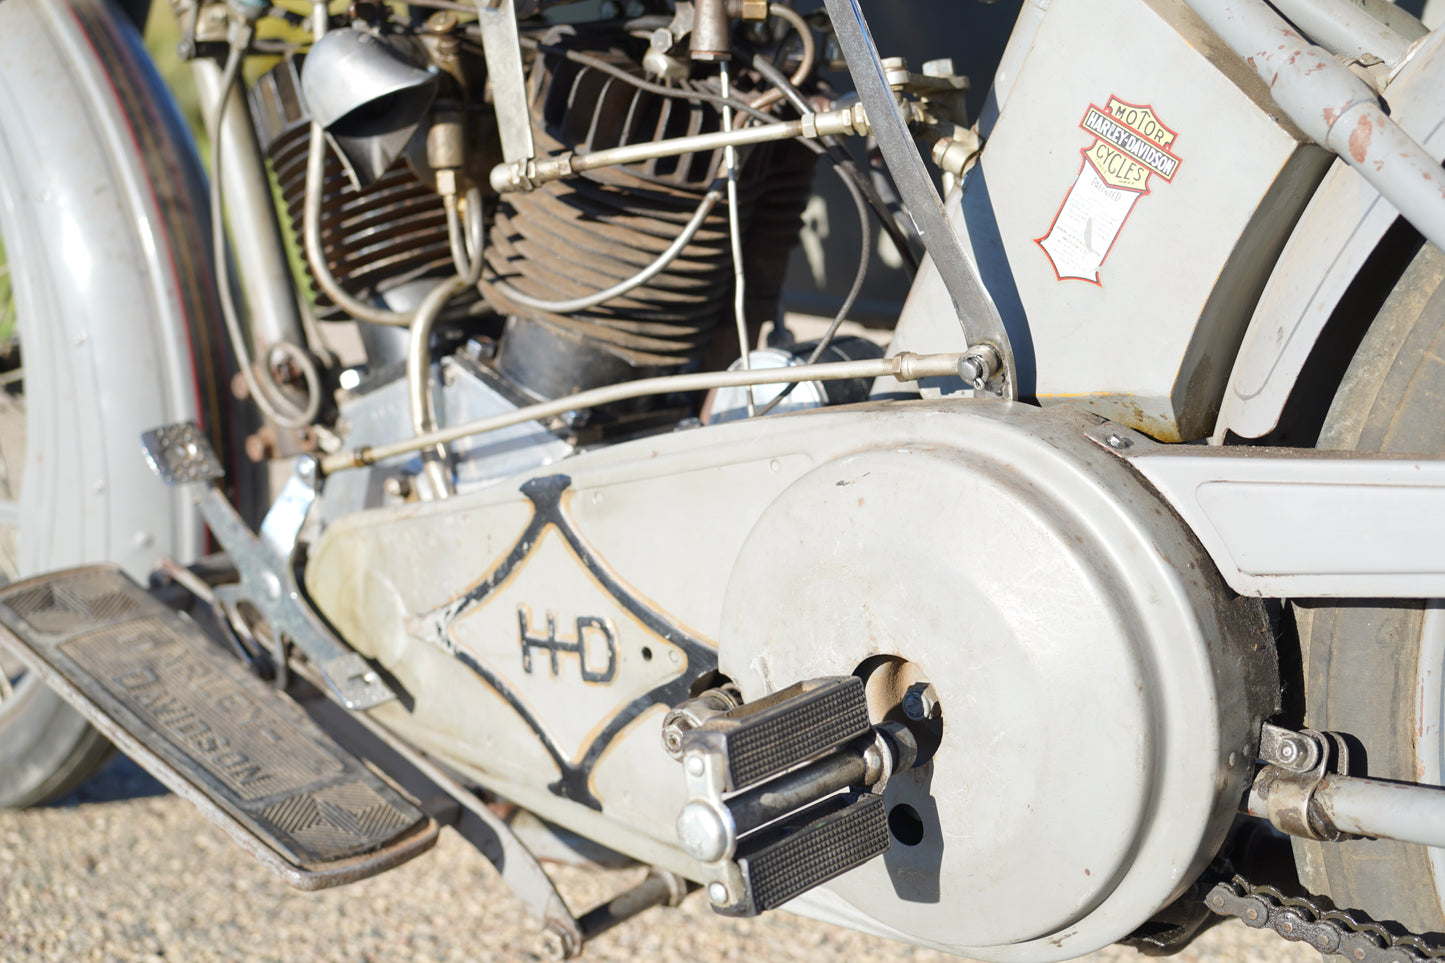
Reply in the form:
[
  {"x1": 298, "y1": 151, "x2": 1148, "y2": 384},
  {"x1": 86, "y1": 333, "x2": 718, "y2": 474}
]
[{"x1": 319, "y1": 352, "x2": 967, "y2": 474}]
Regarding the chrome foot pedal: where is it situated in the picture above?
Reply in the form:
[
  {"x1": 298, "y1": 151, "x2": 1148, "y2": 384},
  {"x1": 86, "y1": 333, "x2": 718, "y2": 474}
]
[
  {"x1": 0, "y1": 565, "x2": 438, "y2": 890},
  {"x1": 672, "y1": 677, "x2": 910, "y2": 916}
]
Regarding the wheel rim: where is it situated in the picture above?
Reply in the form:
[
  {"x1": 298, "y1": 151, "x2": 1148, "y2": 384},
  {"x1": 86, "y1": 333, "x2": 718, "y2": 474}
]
[
  {"x1": 1419, "y1": 605, "x2": 1445, "y2": 903},
  {"x1": 0, "y1": 240, "x2": 26, "y2": 710}
]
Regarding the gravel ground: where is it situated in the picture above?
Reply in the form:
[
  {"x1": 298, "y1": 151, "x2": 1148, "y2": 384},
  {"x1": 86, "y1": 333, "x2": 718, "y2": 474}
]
[{"x1": 0, "y1": 755, "x2": 1321, "y2": 963}]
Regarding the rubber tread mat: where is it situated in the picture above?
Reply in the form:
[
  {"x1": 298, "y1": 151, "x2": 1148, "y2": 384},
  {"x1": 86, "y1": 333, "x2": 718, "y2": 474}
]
[
  {"x1": 734, "y1": 791, "x2": 888, "y2": 916},
  {"x1": 716, "y1": 676, "x2": 872, "y2": 791},
  {"x1": 0, "y1": 565, "x2": 437, "y2": 890}
]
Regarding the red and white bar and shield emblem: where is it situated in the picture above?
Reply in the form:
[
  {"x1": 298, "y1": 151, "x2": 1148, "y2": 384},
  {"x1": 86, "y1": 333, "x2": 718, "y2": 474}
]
[{"x1": 1036, "y1": 97, "x2": 1182, "y2": 284}]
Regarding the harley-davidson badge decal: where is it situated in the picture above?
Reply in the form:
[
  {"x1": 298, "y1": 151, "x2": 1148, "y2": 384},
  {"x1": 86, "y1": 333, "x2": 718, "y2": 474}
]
[{"x1": 1036, "y1": 97, "x2": 1181, "y2": 284}]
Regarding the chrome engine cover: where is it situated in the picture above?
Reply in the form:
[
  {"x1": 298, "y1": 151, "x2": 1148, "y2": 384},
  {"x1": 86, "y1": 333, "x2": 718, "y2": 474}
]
[{"x1": 304, "y1": 401, "x2": 1273, "y2": 961}]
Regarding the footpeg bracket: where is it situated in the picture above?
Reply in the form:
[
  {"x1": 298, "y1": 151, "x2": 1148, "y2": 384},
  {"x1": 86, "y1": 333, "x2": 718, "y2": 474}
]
[{"x1": 142, "y1": 422, "x2": 395, "y2": 709}]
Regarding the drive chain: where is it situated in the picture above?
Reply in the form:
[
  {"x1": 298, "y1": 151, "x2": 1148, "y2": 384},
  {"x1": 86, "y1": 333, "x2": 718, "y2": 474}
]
[{"x1": 1205, "y1": 876, "x2": 1445, "y2": 963}]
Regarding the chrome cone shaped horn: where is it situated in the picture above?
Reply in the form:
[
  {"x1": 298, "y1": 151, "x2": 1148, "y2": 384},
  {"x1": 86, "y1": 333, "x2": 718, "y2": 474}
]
[{"x1": 301, "y1": 28, "x2": 439, "y2": 187}]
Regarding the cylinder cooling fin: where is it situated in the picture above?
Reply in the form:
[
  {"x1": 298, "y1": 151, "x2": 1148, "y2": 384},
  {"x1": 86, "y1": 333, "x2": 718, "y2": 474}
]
[
  {"x1": 250, "y1": 58, "x2": 480, "y2": 318},
  {"x1": 480, "y1": 26, "x2": 818, "y2": 400}
]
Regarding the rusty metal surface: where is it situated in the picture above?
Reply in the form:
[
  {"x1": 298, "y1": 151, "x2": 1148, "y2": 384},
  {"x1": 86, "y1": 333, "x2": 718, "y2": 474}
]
[
  {"x1": 479, "y1": 37, "x2": 814, "y2": 375},
  {"x1": 252, "y1": 58, "x2": 465, "y2": 317}
]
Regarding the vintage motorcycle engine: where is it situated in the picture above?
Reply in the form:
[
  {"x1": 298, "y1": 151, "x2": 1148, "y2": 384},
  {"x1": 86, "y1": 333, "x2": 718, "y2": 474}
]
[
  {"x1": 259, "y1": 4, "x2": 1270, "y2": 959},
  {"x1": 255, "y1": 17, "x2": 819, "y2": 512}
]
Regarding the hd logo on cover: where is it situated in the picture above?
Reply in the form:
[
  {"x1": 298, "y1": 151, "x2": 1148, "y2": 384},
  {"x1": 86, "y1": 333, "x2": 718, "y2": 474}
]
[{"x1": 1037, "y1": 97, "x2": 1181, "y2": 284}]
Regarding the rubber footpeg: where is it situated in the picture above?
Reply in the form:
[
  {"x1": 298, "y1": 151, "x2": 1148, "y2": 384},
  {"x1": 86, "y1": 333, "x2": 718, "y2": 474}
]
[
  {"x1": 694, "y1": 676, "x2": 872, "y2": 791},
  {"x1": 0, "y1": 565, "x2": 437, "y2": 890},
  {"x1": 726, "y1": 791, "x2": 889, "y2": 917}
]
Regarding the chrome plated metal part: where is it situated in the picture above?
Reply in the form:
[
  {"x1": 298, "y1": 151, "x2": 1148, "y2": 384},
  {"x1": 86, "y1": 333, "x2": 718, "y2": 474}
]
[
  {"x1": 299, "y1": 29, "x2": 433, "y2": 133},
  {"x1": 406, "y1": 276, "x2": 469, "y2": 501},
  {"x1": 319, "y1": 352, "x2": 967, "y2": 473},
  {"x1": 675, "y1": 678, "x2": 892, "y2": 917},
  {"x1": 300, "y1": 27, "x2": 438, "y2": 186},
  {"x1": 821, "y1": 0, "x2": 1016, "y2": 397}
]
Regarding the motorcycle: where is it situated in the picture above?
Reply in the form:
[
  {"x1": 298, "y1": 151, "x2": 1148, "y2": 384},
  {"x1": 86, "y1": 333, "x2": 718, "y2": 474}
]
[{"x1": 1, "y1": 0, "x2": 1444, "y2": 958}]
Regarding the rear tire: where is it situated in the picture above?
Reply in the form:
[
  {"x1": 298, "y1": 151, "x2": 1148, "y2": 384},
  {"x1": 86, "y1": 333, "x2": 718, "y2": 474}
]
[{"x1": 1293, "y1": 241, "x2": 1445, "y2": 933}]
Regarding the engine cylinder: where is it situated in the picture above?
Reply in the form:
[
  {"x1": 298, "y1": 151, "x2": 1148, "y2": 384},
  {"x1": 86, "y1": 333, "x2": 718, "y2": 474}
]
[
  {"x1": 251, "y1": 58, "x2": 476, "y2": 319},
  {"x1": 479, "y1": 33, "x2": 817, "y2": 401}
]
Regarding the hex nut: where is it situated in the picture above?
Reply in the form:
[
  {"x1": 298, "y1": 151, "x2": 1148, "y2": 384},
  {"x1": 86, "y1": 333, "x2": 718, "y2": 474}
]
[
  {"x1": 902, "y1": 682, "x2": 939, "y2": 721},
  {"x1": 539, "y1": 923, "x2": 577, "y2": 961}
]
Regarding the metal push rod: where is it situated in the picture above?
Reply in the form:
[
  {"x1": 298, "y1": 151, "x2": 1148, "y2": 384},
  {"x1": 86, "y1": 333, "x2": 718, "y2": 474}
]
[{"x1": 319, "y1": 352, "x2": 967, "y2": 473}]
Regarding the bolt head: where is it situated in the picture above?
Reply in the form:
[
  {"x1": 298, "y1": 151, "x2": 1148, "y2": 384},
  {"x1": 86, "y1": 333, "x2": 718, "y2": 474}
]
[
  {"x1": 1278, "y1": 741, "x2": 1299, "y2": 761},
  {"x1": 958, "y1": 357, "x2": 985, "y2": 388},
  {"x1": 1105, "y1": 433, "x2": 1133, "y2": 450},
  {"x1": 462, "y1": 337, "x2": 495, "y2": 362},
  {"x1": 539, "y1": 925, "x2": 575, "y2": 962},
  {"x1": 902, "y1": 682, "x2": 939, "y2": 721}
]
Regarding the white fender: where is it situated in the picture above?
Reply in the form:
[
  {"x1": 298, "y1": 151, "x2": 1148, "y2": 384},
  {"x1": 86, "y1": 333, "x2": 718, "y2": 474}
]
[
  {"x1": 0, "y1": 0, "x2": 242, "y2": 576},
  {"x1": 1215, "y1": 27, "x2": 1445, "y2": 442}
]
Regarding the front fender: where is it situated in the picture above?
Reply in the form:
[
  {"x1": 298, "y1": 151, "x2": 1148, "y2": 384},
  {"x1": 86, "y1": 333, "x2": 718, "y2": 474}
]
[{"x1": 0, "y1": 0, "x2": 241, "y2": 574}]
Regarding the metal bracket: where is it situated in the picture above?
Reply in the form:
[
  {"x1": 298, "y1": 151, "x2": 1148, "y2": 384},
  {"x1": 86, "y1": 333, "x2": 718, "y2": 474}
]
[
  {"x1": 1249, "y1": 724, "x2": 1354, "y2": 842},
  {"x1": 821, "y1": 0, "x2": 1016, "y2": 399},
  {"x1": 1248, "y1": 723, "x2": 1445, "y2": 850},
  {"x1": 473, "y1": 0, "x2": 535, "y2": 165},
  {"x1": 142, "y1": 423, "x2": 396, "y2": 709}
]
